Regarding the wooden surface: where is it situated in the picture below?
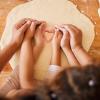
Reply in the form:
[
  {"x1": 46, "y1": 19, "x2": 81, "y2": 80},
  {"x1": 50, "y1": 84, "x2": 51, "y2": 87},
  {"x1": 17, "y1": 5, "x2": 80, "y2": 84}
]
[{"x1": 0, "y1": 0, "x2": 100, "y2": 85}]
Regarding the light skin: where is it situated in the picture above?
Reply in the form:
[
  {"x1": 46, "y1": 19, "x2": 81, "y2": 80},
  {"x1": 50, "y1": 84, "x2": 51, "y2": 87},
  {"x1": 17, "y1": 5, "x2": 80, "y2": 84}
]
[
  {"x1": 55, "y1": 26, "x2": 80, "y2": 66},
  {"x1": 46, "y1": 28, "x2": 62, "y2": 84},
  {"x1": 0, "y1": 18, "x2": 94, "y2": 71},
  {"x1": 33, "y1": 21, "x2": 47, "y2": 62},
  {"x1": 48, "y1": 26, "x2": 80, "y2": 80},
  {"x1": 19, "y1": 20, "x2": 46, "y2": 90},
  {"x1": 50, "y1": 29, "x2": 62, "y2": 66},
  {"x1": 6, "y1": 20, "x2": 47, "y2": 97},
  {"x1": 0, "y1": 17, "x2": 95, "y2": 96},
  {"x1": 0, "y1": 19, "x2": 31, "y2": 71},
  {"x1": 56, "y1": 24, "x2": 95, "y2": 66},
  {"x1": 47, "y1": 24, "x2": 94, "y2": 85}
]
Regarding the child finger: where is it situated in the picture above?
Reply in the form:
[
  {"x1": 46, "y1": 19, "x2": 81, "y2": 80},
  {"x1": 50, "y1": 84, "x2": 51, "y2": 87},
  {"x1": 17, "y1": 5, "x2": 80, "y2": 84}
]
[{"x1": 67, "y1": 24, "x2": 81, "y2": 32}]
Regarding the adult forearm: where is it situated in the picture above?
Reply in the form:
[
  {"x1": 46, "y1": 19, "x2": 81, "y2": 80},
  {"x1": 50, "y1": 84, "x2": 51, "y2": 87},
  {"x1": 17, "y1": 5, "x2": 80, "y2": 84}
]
[
  {"x1": 0, "y1": 42, "x2": 17, "y2": 71},
  {"x1": 72, "y1": 47, "x2": 95, "y2": 66}
]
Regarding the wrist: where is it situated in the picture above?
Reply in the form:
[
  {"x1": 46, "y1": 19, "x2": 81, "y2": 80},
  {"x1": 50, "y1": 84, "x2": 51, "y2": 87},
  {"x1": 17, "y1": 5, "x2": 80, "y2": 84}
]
[
  {"x1": 72, "y1": 46, "x2": 83, "y2": 53},
  {"x1": 52, "y1": 49, "x2": 61, "y2": 59},
  {"x1": 62, "y1": 46, "x2": 71, "y2": 53},
  {"x1": 24, "y1": 37, "x2": 33, "y2": 42},
  {"x1": 11, "y1": 38, "x2": 23, "y2": 50}
]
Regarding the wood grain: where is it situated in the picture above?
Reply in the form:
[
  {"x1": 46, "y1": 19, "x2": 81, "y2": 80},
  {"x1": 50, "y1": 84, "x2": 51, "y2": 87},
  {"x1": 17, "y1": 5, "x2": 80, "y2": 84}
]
[
  {"x1": 0, "y1": 0, "x2": 100, "y2": 85},
  {"x1": 71, "y1": 0, "x2": 100, "y2": 62}
]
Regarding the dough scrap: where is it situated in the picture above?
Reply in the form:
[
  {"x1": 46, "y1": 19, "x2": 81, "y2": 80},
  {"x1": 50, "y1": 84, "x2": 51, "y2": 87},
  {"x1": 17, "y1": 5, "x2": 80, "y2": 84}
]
[{"x1": 0, "y1": 0, "x2": 95, "y2": 80}]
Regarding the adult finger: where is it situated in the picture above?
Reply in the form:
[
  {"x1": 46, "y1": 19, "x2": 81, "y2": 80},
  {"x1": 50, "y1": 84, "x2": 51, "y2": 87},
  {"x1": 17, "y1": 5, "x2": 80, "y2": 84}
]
[
  {"x1": 14, "y1": 18, "x2": 28, "y2": 29},
  {"x1": 60, "y1": 25, "x2": 77, "y2": 37},
  {"x1": 56, "y1": 26, "x2": 68, "y2": 36},
  {"x1": 36, "y1": 22, "x2": 47, "y2": 39},
  {"x1": 38, "y1": 22, "x2": 46, "y2": 31},
  {"x1": 33, "y1": 20, "x2": 42, "y2": 31},
  {"x1": 29, "y1": 21, "x2": 41, "y2": 36},
  {"x1": 14, "y1": 18, "x2": 36, "y2": 29},
  {"x1": 19, "y1": 20, "x2": 31, "y2": 33},
  {"x1": 67, "y1": 24, "x2": 81, "y2": 32},
  {"x1": 62, "y1": 24, "x2": 82, "y2": 35}
]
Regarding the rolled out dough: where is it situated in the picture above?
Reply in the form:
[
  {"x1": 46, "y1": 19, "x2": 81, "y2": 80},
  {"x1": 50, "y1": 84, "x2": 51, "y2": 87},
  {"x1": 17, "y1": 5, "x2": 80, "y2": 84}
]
[{"x1": 0, "y1": 0, "x2": 95, "y2": 80}]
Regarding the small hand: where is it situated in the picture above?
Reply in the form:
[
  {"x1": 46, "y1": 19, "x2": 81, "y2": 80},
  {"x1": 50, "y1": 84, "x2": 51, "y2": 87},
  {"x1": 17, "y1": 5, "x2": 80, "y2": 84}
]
[
  {"x1": 24, "y1": 20, "x2": 41, "y2": 41},
  {"x1": 58, "y1": 24, "x2": 83, "y2": 50},
  {"x1": 32, "y1": 22, "x2": 47, "y2": 62},
  {"x1": 34, "y1": 22, "x2": 47, "y2": 46},
  {"x1": 55, "y1": 26, "x2": 71, "y2": 50},
  {"x1": 52, "y1": 28, "x2": 62, "y2": 50},
  {"x1": 55, "y1": 25, "x2": 81, "y2": 66},
  {"x1": 51, "y1": 28, "x2": 62, "y2": 66},
  {"x1": 11, "y1": 18, "x2": 31, "y2": 49},
  {"x1": 60, "y1": 25, "x2": 95, "y2": 66}
]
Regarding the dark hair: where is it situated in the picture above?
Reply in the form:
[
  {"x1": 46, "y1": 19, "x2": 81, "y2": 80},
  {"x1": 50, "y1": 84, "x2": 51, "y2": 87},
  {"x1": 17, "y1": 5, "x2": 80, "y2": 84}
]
[
  {"x1": 1, "y1": 64, "x2": 100, "y2": 100},
  {"x1": 50, "y1": 64, "x2": 100, "y2": 100}
]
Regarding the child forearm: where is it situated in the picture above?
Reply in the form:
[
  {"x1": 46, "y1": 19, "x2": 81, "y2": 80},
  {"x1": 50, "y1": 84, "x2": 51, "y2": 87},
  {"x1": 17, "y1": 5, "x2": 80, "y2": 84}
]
[
  {"x1": 51, "y1": 48, "x2": 61, "y2": 66},
  {"x1": 33, "y1": 44, "x2": 44, "y2": 62},
  {"x1": 19, "y1": 39, "x2": 34, "y2": 89},
  {"x1": 62, "y1": 47, "x2": 80, "y2": 66},
  {"x1": 72, "y1": 47, "x2": 95, "y2": 66},
  {"x1": 19, "y1": 20, "x2": 46, "y2": 89}
]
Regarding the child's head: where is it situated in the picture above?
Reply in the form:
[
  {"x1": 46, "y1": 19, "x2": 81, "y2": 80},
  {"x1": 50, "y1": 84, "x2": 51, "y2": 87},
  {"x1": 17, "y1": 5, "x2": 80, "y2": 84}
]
[
  {"x1": 11, "y1": 88, "x2": 51, "y2": 100},
  {"x1": 2, "y1": 64, "x2": 100, "y2": 100},
  {"x1": 50, "y1": 64, "x2": 100, "y2": 100}
]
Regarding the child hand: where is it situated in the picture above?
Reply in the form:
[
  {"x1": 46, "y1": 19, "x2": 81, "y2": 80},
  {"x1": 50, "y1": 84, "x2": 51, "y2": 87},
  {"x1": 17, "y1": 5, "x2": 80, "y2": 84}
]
[
  {"x1": 24, "y1": 20, "x2": 41, "y2": 41},
  {"x1": 51, "y1": 28, "x2": 62, "y2": 66},
  {"x1": 52, "y1": 29, "x2": 62, "y2": 50},
  {"x1": 11, "y1": 18, "x2": 31, "y2": 48},
  {"x1": 55, "y1": 26, "x2": 71, "y2": 50},
  {"x1": 33, "y1": 22, "x2": 47, "y2": 62},
  {"x1": 59, "y1": 24, "x2": 82, "y2": 50},
  {"x1": 34, "y1": 22, "x2": 47, "y2": 46}
]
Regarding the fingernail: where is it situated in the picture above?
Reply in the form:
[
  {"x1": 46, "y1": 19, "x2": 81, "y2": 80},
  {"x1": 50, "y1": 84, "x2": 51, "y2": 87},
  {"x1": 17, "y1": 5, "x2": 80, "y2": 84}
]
[
  {"x1": 56, "y1": 28, "x2": 59, "y2": 31},
  {"x1": 55, "y1": 28, "x2": 58, "y2": 33},
  {"x1": 27, "y1": 20, "x2": 31, "y2": 24},
  {"x1": 32, "y1": 22, "x2": 34, "y2": 24}
]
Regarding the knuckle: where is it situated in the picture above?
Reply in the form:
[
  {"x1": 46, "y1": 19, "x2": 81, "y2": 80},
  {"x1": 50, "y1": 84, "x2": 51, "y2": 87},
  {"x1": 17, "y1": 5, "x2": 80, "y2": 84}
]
[
  {"x1": 22, "y1": 18, "x2": 27, "y2": 21},
  {"x1": 14, "y1": 24, "x2": 18, "y2": 28}
]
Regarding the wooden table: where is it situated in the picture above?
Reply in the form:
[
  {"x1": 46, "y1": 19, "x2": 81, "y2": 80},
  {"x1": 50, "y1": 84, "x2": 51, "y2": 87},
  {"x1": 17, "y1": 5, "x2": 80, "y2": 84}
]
[
  {"x1": 0, "y1": 0, "x2": 100, "y2": 85},
  {"x1": 71, "y1": 0, "x2": 100, "y2": 62}
]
